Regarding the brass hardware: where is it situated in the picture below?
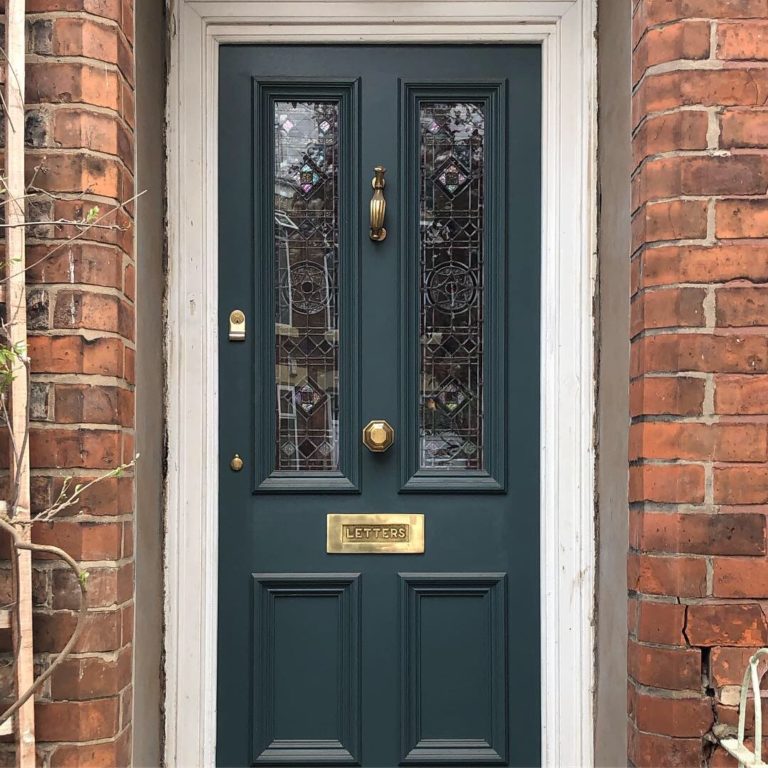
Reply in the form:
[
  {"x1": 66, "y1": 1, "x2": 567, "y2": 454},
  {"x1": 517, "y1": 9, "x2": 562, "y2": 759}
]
[
  {"x1": 230, "y1": 453, "x2": 244, "y2": 472},
  {"x1": 362, "y1": 419, "x2": 394, "y2": 452},
  {"x1": 229, "y1": 309, "x2": 246, "y2": 341},
  {"x1": 327, "y1": 513, "x2": 425, "y2": 554},
  {"x1": 369, "y1": 166, "x2": 387, "y2": 242}
]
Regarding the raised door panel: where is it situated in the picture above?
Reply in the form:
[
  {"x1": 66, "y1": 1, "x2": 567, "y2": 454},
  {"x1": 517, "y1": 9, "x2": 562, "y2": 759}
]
[
  {"x1": 251, "y1": 574, "x2": 361, "y2": 765},
  {"x1": 400, "y1": 573, "x2": 508, "y2": 764}
]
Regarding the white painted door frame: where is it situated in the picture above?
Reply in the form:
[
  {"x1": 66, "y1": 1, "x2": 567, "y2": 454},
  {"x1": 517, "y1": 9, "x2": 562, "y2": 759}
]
[{"x1": 164, "y1": 2, "x2": 597, "y2": 765}]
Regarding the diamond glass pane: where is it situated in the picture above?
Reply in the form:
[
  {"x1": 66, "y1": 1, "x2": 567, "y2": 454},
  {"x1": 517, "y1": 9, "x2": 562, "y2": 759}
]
[
  {"x1": 274, "y1": 101, "x2": 340, "y2": 471},
  {"x1": 419, "y1": 103, "x2": 485, "y2": 470}
]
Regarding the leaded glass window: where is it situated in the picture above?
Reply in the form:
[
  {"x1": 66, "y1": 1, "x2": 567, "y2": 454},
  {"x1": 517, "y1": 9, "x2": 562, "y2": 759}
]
[
  {"x1": 419, "y1": 102, "x2": 485, "y2": 470},
  {"x1": 273, "y1": 101, "x2": 340, "y2": 471}
]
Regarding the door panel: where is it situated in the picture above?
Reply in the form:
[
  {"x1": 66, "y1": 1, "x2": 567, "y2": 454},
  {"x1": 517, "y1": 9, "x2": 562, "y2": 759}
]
[
  {"x1": 400, "y1": 574, "x2": 507, "y2": 764},
  {"x1": 219, "y1": 45, "x2": 541, "y2": 768},
  {"x1": 251, "y1": 574, "x2": 361, "y2": 764}
]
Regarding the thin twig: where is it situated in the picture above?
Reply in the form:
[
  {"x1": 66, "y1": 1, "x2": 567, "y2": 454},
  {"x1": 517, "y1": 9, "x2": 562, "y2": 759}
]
[
  {"x1": 1, "y1": 189, "x2": 147, "y2": 285},
  {"x1": 0, "y1": 518, "x2": 88, "y2": 725}
]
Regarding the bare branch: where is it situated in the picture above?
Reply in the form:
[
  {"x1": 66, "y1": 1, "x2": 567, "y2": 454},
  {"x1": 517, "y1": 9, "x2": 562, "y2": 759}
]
[
  {"x1": 0, "y1": 517, "x2": 88, "y2": 726},
  {"x1": 1, "y1": 189, "x2": 147, "y2": 285}
]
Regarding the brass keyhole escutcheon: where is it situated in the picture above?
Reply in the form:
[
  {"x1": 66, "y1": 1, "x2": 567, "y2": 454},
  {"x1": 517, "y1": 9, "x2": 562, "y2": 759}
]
[
  {"x1": 362, "y1": 420, "x2": 394, "y2": 453},
  {"x1": 230, "y1": 453, "x2": 244, "y2": 472},
  {"x1": 229, "y1": 309, "x2": 246, "y2": 341}
]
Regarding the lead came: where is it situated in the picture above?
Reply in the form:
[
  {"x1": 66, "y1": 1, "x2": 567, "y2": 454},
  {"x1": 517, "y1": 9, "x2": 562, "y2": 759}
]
[
  {"x1": 273, "y1": 100, "x2": 341, "y2": 471},
  {"x1": 419, "y1": 102, "x2": 485, "y2": 470}
]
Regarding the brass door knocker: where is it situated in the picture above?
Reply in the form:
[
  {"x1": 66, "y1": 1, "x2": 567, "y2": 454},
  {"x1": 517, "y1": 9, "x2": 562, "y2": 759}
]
[{"x1": 369, "y1": 166, "x2": 387, "y2": 241}]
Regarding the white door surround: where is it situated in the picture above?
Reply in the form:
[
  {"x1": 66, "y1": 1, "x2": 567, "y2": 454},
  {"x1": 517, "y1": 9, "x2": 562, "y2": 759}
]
[{"x1": 164, "y1": 2, "x2": 597, "y2": 766}]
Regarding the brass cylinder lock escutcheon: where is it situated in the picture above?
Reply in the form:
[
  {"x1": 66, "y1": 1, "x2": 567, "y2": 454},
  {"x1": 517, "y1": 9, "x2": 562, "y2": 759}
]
[
  {"x1": 362, "y1": 420, "x2": 395, "y2": 453},
  {"x1": 229, "y1": 310, "x2": 246, "y2": 341}
]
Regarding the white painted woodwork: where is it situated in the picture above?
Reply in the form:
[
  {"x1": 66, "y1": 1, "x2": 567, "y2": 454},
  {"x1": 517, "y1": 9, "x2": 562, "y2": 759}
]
[{"x1": 165, "y1": 1, "x2": 597, "y2": 766}]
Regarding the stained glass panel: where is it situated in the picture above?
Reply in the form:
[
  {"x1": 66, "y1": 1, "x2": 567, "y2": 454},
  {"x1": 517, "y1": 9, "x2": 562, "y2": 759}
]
[
  {"x1": 274, "y1": 101, "x2": 340, "y2": 471},
  {"x1": 419, "y1": 102, "x2": 485, "y2": 470}
]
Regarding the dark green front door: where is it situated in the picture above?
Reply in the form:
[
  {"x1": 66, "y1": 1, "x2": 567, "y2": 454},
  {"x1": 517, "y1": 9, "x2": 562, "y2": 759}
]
[{"x1": 218, "y1": 44, "x2": 541, "y2": 768}]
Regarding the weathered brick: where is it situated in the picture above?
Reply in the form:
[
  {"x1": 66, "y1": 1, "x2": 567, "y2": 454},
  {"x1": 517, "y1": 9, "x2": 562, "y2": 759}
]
[
  {"x1": 634, "y1": 110, "x2": 709, "y2": 167},
  {"x1": 714, "y1": 557, "x2": 768, "y2": 597},
  {"x1": 718, "y1": 20, "x2": 768, "y2": 60},
  {"x1": 27, "y1": 62, "x2": 121, "y2": 111},
  {"x1": 716, "y1": 374, "x2": 768, "y2": 414},
  {"x1": 54, "y1": 384, "x2": 120, "y2": 424},
  {"x1": 631, "y1": 422, "x2": 768, "y2": 463},
  {"x1": 630, "y1": 463, "x2": 706, "y2": 504},
  {"x1": 123, "y1": 262, "x2": 135, "y2": 301},
  {"x1": 634, "y1": 70, "x2": 768, "y2": 128},
  {"x1": 25, "y1": 108, "x2": 50, "y2": 147},
  {"x1": 631, "y1": 334, "x2": 768, "y2": 376},
  {"x1": 53, "y1": 290, "x2": 121, "y2": 333},
  {"x1": 28, "y1": 335, "x2": 124, "y2": 377},
  {"x1": 32, "y1": 520, "x2": 123, "y2": 560},
  {"x1": 637, "y1": 0, "x2": 768, "y2": 29},
  {"x1": 53, "y1": 566, "x2": 119, "y2": 610},
  {"x1": 634, "y1": 691, "x2": 714, "y2": 737},
  {"x1": 628, "y1": 638, "x2": 702, "y2": 690},
  {"x1": 631, "y1": 288, "x2": 705, "y2": 336},
  {"x1": 25, "y1": 0, "x2": 122, "y2": 23},
  {"x1": 721, "y1": 108, "x2": 768, "y2": 147},
  {"x1": 50, "y1": 18, "x2": 120, "y2": 65},
  {"x1": 635, "y1": 156, "x2": 768, "y2": 207},
  {"x1": 53, "y1": 109, "x2": 133, "y2": 168},
  {"x1": 26, "y1": 288, "x2": 50, "y2": 330},
  {"x1": 34, "y1": 610, "x2": 121, "y2": 654},
  {"x1": 51, "y1": 655, "x2": 121, "y2": 700},
  {"x1": 36, "y1": 698, "x2": 119, "y2": 741},
  {"x1": 25, "y1": 243, "x2": 123, "y2": 289},
  {"x1": 634, "y1": 20, "x2": 711, "y2": 84},
  {"x1": 717, "y1": 199, "x2": 768, "y2": 238},
  {"x1": 29, "y1": 381, "x2": 52, "y2": 421},
  {"x1": 630, "y1": 376, "x2": 706, "y2": 417},
  {"x1": 635, "y1": 599, "x2": 687, "y2": 644},
  {"x1": 628, "y1": 725, "x2": 706, "y2": 768},
  {"x1": 710, "y1": 646, "x2": 762, "y2": 686},
  {"x1": 49, "y1": 741, "x2": 122, "y2": 768},
  {"x1": 628, "y1": 552, "x2": 708, "y2": 596},
  {"x1": 715, "y1": 466, "x2": 768, "y2": 504},
  {"x1": 29, "y1": 428, "x2": 120, "y2": 469},
  {"x1": 642, "y1": 244, "x2": 768, "y2": 286},
  {"x1": 632, "y1": 199, "x2": 708, "y2": 246},
  {"x1": 637, "y1": 511, "x2": 766, "y2": 555},
  {"x1": 686, "y1": 603, "x2": 768, "y2": 646},
  {"x1": 717, "y1": 287, "x2": 768, "y2": 326}
]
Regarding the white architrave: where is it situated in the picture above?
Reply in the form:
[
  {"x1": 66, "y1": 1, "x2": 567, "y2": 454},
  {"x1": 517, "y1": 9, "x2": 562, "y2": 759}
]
[{"x1": 165, "y1": 2, "x2": 597, "y2": 766}]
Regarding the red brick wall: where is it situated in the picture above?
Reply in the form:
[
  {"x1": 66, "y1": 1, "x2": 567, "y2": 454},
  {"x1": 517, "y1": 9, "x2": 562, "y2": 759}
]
[
  {"x1": 630, "y1": 2, "x2": 768, "y2": 766},
  {"x1": 0, "y1": 1, "x2": 134, "y2": 764}
]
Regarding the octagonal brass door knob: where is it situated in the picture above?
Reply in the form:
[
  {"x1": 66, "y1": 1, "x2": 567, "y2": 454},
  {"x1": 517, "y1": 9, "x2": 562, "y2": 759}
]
[{"x1": 362, "y1": 420, "x2": 394, "y2": 453}]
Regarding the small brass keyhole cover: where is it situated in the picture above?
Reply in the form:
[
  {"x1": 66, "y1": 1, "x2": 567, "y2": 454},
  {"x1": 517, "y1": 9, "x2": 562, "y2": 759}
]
[
  {"x1": 229, "y1": 310, "x2": 246, "y2": 342},
  {"x1": 230, "y1": 453, "x2": 244, "y2": 472},
  {"x1": 362, "y1": 420, "x2": 394, "y2": 453}
]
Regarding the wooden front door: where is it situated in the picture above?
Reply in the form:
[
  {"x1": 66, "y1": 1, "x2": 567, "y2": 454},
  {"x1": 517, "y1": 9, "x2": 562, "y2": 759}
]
[{"x1": 217, "y1": 44, "x2": 541, "y2": 767}]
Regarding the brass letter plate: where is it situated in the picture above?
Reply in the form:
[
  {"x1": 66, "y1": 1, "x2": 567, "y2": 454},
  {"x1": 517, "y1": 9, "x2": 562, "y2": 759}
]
[{"x1": 326, "y1": 514, "x2": 424, "y2": 554}]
